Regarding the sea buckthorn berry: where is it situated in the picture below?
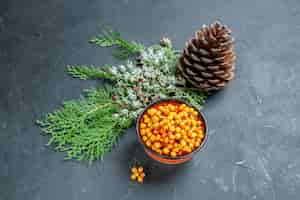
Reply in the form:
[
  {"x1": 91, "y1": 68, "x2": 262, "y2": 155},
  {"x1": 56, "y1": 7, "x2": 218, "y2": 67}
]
[
  {"x1": 175, "y1": 133, "x2": 181, "y2": 140},
  {"x1": 150, "y1": 135, "x2": 156, "y2": 142},
  {"x1": 153, "y1": 142, "x2": 162, "y2": 149},
  {"x1": 194, "y1": 141, "x2": 201, "y2": 147},
  {"x1": 131, "y1": 174, "x2": 137, "y2": 180},
  {"x1": 191, "y1": 120, "x2": 197, "y2": 126},
  {"x1": 170, "y1": 151, "x2": 177, "y2": 157},
  {"x1": 189, "y1": 143, "x2": 194, "y2": 149},
  {"x1": 169, "y1": 134, "x2": 175, "y2": 140},
  {"x1": 153, "y1": 122, "x2": 160, "y2": 129},
  {"x1": 188, "y1": 132, "x2": 197, "y2": 138},
  {"x1": 170, "y1": 126, "x2": 175, "y2": 132},
  {"x1": 142, "y1": 136, "x2": 147, "y2": 141},
  {"x1": 164, "y1": 137, "x2": 169, "y2": 144},
  {"x1": 198, "y1": 132, "x2": 205, "y2": 139},
  {"x1": 140, "y1": 129, "x2": 146, "y2": 136},
  {"x1": 140, "y1": 172, "x2": 145, "y2": 178},
  {"x1": 180, "y1": 140, "x2": 187, "y2": 147},
  {"x1": 137, "y1": 177, "x2": 143, "y2": 183},
  {"x1": 146, "y1": 141, "x2": 151, "y2": 147},
  {"x1": 152, "y1": 116, "x2": 159, "y2": 123},
  {"x1": 192, "y1": 110, "x2": 198, "y2": 116},
  {"x1": 146, "y1": 132, "x2": 152, "y2": 138},
  {"x1": 138, "y1": 167, "x2": 143, "y2": 173},
  {"x1": 163, "y1": 147, "x2": 170, "y2": 155},
  {"x1": 140, "y1": 123, "x2": 146, "y2": 129},
  {"x1": 132, "y1": 167, "x2": 138, "y2": 174},
  {"x1": 156, "y1": 135, "x2": 161, "y2": 140}
]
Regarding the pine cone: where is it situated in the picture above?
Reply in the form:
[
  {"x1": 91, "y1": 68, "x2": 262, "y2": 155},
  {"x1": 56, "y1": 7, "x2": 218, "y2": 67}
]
[{"x1": 177, "y1": 21, "x2": 236, "y2": 92}]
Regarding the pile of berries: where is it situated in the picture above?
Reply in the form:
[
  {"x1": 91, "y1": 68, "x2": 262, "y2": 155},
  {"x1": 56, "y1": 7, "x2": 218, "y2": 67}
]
[
  {"x1": 130, "y1": 166, "x2": 145, "y2": 183},
  {"x1": 139, "y1": 101, "x2": 205, "y2": 157}
]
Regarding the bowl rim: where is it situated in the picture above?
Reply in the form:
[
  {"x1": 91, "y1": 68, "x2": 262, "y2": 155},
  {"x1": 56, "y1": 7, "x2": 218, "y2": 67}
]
[{"x1": 136, "y1": 98, "x2": 208, "y2": 160}]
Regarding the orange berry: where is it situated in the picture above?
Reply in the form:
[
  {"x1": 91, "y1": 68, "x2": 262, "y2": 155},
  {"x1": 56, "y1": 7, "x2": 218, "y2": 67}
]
[
  {"x1": 170, "y1": 151, "x2": 177, "y2": 157},
  {"x1": 153, "y1": 123, "x2": 160, "y2": 129},
  {"x1": 138, "y1": 167, "x2": 143, "y2": 173},
  {"x1": 175, "y1": 133, "x2": 181, "y2": 140},
  {"x1": 169, "y1": 134, "x2": 175, "y2": 140},
  {"x1": 143, "y1": 117, "x2": 150, "y2": 123},
  {"x1": 162, "y1": 147, "x2": 170, "y2": 155},
  {"x1": 150, "y1": 135, "x2": 156, "y2": 142},
  {"x1": 137, "y1": 177, "x2": 143, "y2": 183},
  {"x1": 180, "y1": 140, "x2": 187, "y2": 147},
  {"x1": 170, "y1": 126, "x2": 175, "y2": 132},
  {"x1": 153, "y1": 142, "x2": 162, "y2": 149},
  {"x1": 131, "y1": 167, "x2": 138, "y2": 173},
  {"x1": 164, "y1": 137, "x2": 169, "y2": 144},
  {"x1": 146, "y1": 141, "x2": 151, "y2": 147},
  {"x1": 147, "y1": 132, "x2": 152, "y2": 138},
  {"x1": 188, "y1": 132, "x2": 197, "y2": 138},
  {"x1": 140, "y1": 172, "x2": 145, "y2": 178},
  {"x1": 140, "y1": 129, "x2": 146, "y2": 136},
  {"x1": 130, "y1": 174, "x2": 137, "y2": 180},
  {"x1": 185, "y1": 147, "x2": 192, "y2": 153},
  {"x1": 142, "y1": 136, "x2": 147, "y2": 141},
  {"x1": 152, "y1": 116, "x2": 159, "y2": 123},
  {"x1": 198, "y1": 132, "x2": 205, "y2": 139},
  {"x1": 191, "y1": 120, "x2": 197, "y2": 126},
  {"x1": 156, "y1": 135, "x2": 161, "y2": 140},
  {"x1": 192, "y1": 110, "x2": 198, "y2": 116},
  {"x1": 194, "y1": 141, "x2": 201, "y2": 147},
  {"x1": 140, "y1": 123, "x2": 146, "y2": 129}
]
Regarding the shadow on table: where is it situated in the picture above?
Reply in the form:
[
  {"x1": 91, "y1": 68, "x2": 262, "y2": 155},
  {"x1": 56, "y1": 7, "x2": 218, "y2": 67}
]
[{"x1": 120, "y1": 140, "x2": 189, "y2": 184}]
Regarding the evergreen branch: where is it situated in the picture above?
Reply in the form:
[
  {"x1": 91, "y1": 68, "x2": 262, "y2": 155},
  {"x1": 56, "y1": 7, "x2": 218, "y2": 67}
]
[
  {"x1": 36, "y1": 88, "x2": 133, "y2": 162},
  {"x1": 89, "y1": 29, "x2": 144, "y2": 59},
  {"x1": 67, "y1": 65, "x2": 117, "y2": 80}
]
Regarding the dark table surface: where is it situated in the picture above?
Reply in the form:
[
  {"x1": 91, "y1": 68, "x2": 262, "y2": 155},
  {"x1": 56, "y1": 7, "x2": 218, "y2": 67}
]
[{"x1": 1, "y1": 0, "x2": 300, "y2": 199}]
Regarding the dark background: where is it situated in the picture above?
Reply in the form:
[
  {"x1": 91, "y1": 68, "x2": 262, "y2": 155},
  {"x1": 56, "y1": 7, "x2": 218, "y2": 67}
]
[{"x1": 1, "y1": 0, "x2": 300, "y2": 199}]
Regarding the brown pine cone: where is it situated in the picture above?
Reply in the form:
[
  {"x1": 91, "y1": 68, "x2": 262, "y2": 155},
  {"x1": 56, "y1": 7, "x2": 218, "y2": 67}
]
[{"x1": 177, "y1": 21, "x2": 236, "y2": 92}]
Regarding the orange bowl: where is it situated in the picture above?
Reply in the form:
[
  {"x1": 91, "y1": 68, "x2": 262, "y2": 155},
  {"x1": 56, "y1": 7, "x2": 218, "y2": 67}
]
[{"x1": 136, "y1": 99, "x2": 208, "y2": 165}]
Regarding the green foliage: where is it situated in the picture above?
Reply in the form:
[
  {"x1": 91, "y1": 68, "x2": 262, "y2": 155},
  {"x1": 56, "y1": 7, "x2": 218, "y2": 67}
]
[
  {"x1": 171, "y1": 89, "x2": 207, "y2": 110},
  {"x1": 36, "y1": 88, "x2": 133, "y2": 161},
  {"x1": 37, "y1": 29, "x2": 206, "y2": 162},
  {"x1": 67, "y1": 65, "x2": 116, "y2": 80},
  {"x1": 89, "y1": 29, "x2": 144, "y2": 59}
]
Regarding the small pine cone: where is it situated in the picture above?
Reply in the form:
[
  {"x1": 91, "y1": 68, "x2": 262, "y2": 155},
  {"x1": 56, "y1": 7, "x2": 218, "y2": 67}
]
[{"x1": 177, "y1": 21, "x2": 236, "y2": 92}]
